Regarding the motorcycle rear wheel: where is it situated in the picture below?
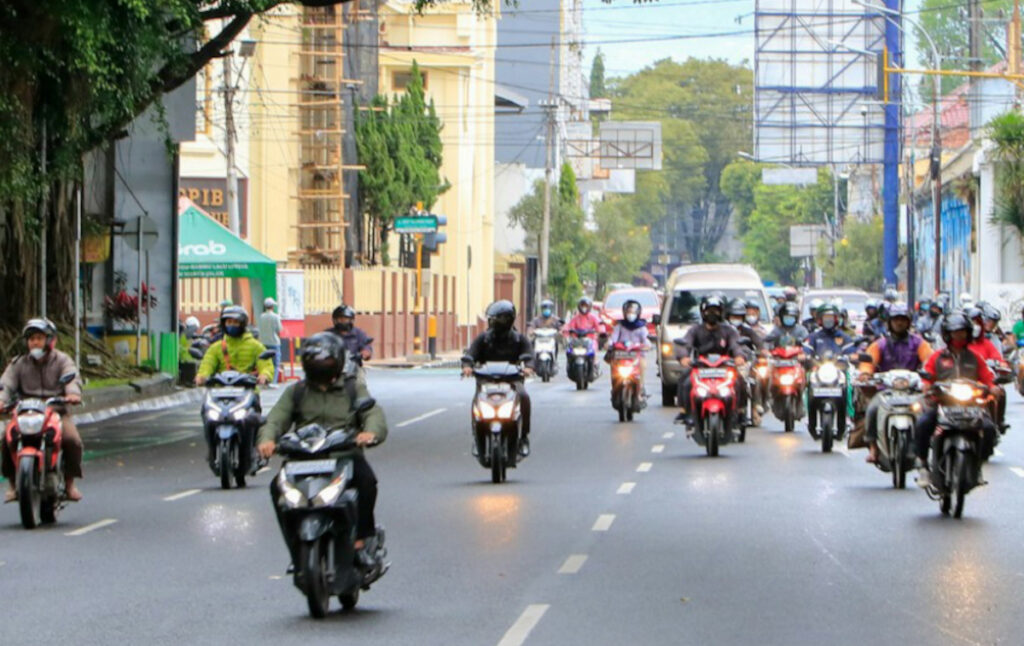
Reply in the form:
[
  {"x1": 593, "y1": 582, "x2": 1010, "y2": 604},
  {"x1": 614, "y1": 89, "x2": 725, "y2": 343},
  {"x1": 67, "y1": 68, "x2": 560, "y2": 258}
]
[
  {"x1": 17, "y1": 456, "x2": 40, "y2": 530},
  {"x1": 301, "y1": 540, "x2": 331, "y2": 618},
  {"x1": 661, "y1": 381, "x2": 675, "y2": 407}
]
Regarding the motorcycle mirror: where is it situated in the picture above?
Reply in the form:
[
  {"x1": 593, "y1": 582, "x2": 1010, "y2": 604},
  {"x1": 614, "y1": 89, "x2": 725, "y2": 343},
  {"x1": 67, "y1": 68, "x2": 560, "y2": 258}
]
[
  {"x1": 365, "y1": 336, "x2": 375, "y2": 345},
  {"x1": 58, "y1": 372, "x2": 77, "y2": 385},
  {"x1": 651, "y1": 313, "x2": 662, "y2": 325},
  {"x1": 258, "y1": 349, "x2": 276, "y2": 360},
  {"x1": 354, "y1": 397, "x2": 377, "y2": 413},
  {"x1": 189, "y1": 347, "x2": 205, "y2": 360}
]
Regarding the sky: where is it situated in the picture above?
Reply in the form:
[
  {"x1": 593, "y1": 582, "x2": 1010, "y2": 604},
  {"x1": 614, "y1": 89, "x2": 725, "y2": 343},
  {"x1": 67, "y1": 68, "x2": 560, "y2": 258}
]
[{"x1": 581, "y1": 0, "x2": 926, "y2": 79}]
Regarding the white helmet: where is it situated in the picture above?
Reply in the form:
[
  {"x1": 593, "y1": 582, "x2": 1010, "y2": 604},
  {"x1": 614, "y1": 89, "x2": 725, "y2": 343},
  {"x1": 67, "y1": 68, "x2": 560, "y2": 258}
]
[
  {"x1": 264, "y1": 298, "x2": 277, "y2": 309},
  {"x1": 184, "y1": 316, "x2": 200, "y2": 329},
  {"x1": 959, "y1": 293, "x2": 974, "y2": 307}
]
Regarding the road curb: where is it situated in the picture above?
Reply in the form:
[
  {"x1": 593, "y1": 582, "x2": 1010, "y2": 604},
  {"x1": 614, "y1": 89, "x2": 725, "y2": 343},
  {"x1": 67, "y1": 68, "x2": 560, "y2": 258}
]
[{"x1": 74, "y1": 389, "x2": 204, "y2": 426}]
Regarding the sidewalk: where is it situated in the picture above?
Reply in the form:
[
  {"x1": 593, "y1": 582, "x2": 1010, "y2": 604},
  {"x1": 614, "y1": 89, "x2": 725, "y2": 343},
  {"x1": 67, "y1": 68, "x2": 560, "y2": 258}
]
[
  {"x1": 365, "y1": 351, "x2": 463, "y2": 370},
  {"x1": 74, "y1": 374, "x2": 202, "y2": 425}
]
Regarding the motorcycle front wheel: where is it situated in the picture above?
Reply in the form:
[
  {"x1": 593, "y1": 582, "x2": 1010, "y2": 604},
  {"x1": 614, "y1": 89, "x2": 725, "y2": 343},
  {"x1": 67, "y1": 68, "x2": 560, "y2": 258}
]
[
  {"x1": 820, "y1": 407, "x2": 834, "y2": 453},
  {"x1": 490, "y1": 439, "x2": 504, "y2": 483},
  {"x1": 17, "y1": 455, "x2": 40, "y2": 530},
  {"x1": 301, "y1": 539, "x2": 331, "y2": 618},
  {"x1": 951, "y1": 451, "x2": 970, "y2": 519},
  {"x1": 784, "y1": 398, "x2": 795, "y2": 434},
  {"x1": 706, "y1": 414, "x2": 721, "y2": 457},
  {"x1": 892, "y1": 430, "x2": 906, "y2": 489},
  {"x1": 218, "y1": 439, "x2": 233, "y2": 490}
]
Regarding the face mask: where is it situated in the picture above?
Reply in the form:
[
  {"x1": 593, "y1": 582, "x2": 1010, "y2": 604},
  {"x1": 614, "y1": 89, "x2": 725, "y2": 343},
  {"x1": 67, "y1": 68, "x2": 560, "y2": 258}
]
[
  {"x1": 745, "y1": 314, "x2": 759, "y2": 326},
  {"x1": 729, "y1": 317, "x2": 743, "y2": 326},
  {"x1": 782, "y1": 316, "x2": 796, "y2": 327},
  {"x1": 822, "y1": 316, "x2": 836, "y2": 330},
  {"x1": 541, "y1": 308, "x2": 552, "y2": 318},
  {"x1": 626, "y1": 313, "x2": 638, "y2": 323},
  {"x1": 335, "y1": 321, "x2": 354, "y2": 333},
  {"x1": 972, "y1": 324, "x2": 982, "y2": 338},
  {"x1": 227, "y1": 325, "x2": 245, "y2": 337},
  {"x1": 704, "y1": 311, "x2": 721, "y2": 325},
  {"x1": 29, "y1": 348, "x2": 45, "y2": 360},
  {"x1": 951, "y1": 337, "x2": 968, "y2": 350},
  {"x1": 579, "y1": 307, "x2": 590, "y2": 315}
]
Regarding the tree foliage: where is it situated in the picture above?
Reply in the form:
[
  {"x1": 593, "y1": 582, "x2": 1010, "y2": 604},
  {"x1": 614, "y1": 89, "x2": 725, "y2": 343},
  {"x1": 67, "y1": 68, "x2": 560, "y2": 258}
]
[
  {"x1": 819, "y1": 216, "x2": 883, "y2": 292},
  {"x1": 589, "y1": 49, "x2": 606, "y2": 98},
  {"x1": 588, "y1": 197, "x2": 653, "y2": 296},
  {"x1": 918, "y1": 0, "x2": 1011, "y2": 95},
  {"x1": 610, "y1": 58, "x2": 752, "y2": 261}
]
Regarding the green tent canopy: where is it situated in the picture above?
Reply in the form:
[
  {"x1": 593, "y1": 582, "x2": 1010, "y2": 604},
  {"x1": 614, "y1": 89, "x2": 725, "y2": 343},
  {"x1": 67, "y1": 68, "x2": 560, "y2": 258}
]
[{"x1": 178, "y1": 201, "x2": 277, "y2": 304}]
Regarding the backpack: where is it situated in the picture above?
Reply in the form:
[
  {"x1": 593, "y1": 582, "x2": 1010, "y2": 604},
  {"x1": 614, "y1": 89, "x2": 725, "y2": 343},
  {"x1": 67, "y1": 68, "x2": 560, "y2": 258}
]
[{"x1": 288, "y1": 374, "x2": 358, "y2": 427}]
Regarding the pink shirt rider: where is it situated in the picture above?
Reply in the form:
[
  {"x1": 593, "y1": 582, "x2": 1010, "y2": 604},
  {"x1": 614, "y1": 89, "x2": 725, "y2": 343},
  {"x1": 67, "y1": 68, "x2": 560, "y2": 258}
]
[{"x1": 562, "y1": 311, "x2": 604, "y2": 337}]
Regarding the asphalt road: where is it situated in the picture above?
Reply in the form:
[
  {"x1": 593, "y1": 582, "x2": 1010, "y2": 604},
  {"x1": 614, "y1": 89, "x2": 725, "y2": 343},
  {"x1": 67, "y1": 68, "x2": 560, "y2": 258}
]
[{"x1": 3, "y1": 360, "x2": 1024, "y2": 646}]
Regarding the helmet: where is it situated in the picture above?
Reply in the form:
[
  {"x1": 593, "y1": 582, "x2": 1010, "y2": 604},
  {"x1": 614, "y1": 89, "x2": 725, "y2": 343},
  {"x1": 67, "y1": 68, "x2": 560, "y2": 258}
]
[
  {"x1": 727, "y1": 299, "x2": 747, "y2": 318},
  {"x1": 745, "y1": 298, "x2": 761, "y2": 311},
  {"x1": 780, "y1": 301, "x2": 800, "y2": 323},
  {"x1": 809, "y1": 298, "x2": 825, "y2": 315},
  {"x1": 864, "y1": 298, "x2": 879, "y2": 314},
  {"x1": 264, "y1": 298, "x2": 277, "y2": 309},
  {"x1": 219, "y1": 306, "x2": 249, "y2": 337},
  {"x1": 699, "y1": 294, "x2": 725, "y2": 324},
  {"x1": 883, "y1": 287, "x2": 898, "y2": 303},
  {"x1": 219, "y1": 299, "x2": 234, "y2": 308},
  {"x1": 818, "y1": 304, "x2": 840, "y2": 329},
  {"x1": 540, "y1": 298, "x2": 554, "y2": 310},
  {"x1": 935, "y1": 292, "x2": 951, "y2": 313},
  {"x1": 22, "y1": 318, "x2": 57, "y2": 351},
  {"x1": 300, "y1": 332, "x2": 345, "y2": 386},
  {"x1": 486, "y1": 300, "x2": 517, "y2": 336},
  {"x1": 917, "y1": 298, "x2": 931, "y2": 312},
  {"x1": 887, "y1": 302, "x2": 910, "y2": 320},
  {"x1": 622, "y1": 299, "x2": 642, "y2": 317},
  {"x1": 185, "y1": 316, "x2": 200, "y2": 329},
  {"x1": 783, "y1": 286, "x2": 798, "y2": 302},
  {"x1": 332, "y1": 304, "x2": 355, "y2": 320},
  {"x1": 959, "y1": 293, "x2": 974, "y2": 307},
  {"x1": 940, "y1": 310, "x2": 971, "y2": 344},
  {"x1": 577, "y1": 297, "x2": 592, "y2": 314},
  {"x1": 981, "y1": 302, "x2": 1002, "y2": 322}
]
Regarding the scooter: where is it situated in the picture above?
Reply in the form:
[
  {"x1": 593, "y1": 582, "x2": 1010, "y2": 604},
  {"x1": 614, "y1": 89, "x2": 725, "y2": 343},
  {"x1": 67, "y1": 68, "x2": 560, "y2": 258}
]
[
  {"x1": 609, "y1": 343, "x2": 645, "y2": 422},
  {"x1": 273, "y1": 398, "x2": 388, "y2": 618},
  {"x1": 922, "y1": 378, "x2": 989, "y2": 518},
  {"x1": 769, "y1": 346, "x2": 805, "y2": 433},
  {"x1": 689, "y1": 354, "x2": 740, "y2": 457},
  {"x1": 867, "y1": 369, "x2": 923, "y2": 489},
  {"x1": 566, "y1": 329, "x2": 598, "y2": 391},
  {"x1": 471, "y1": 362, "x2": 527, "y2": 483},
  {"x1": 532, "y1": 328, "x2": 559, "y2": 383},
  {"x1": 3, "y1": 372, "x2": 77, "y2": 529}
]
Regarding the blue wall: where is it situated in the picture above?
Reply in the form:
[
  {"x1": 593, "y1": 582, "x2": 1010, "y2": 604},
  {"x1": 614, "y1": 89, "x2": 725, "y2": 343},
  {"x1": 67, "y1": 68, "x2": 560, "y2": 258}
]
[{"x1": 913, "y1": 194, "x2": 972, "y2": 302}]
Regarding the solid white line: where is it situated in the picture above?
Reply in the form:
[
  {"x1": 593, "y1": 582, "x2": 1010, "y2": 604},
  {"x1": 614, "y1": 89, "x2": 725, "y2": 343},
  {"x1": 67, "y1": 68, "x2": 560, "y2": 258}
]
[
  {"x1": 1010, "y1": 467, "x2": 1024, "y2": 479},
  {"x1": 65, "y1": 518, "x2": 118, "y2": 537},
  {"x1": 651, "y1": 444, "x2": 665, "y2": 453},
  {"x1": 256, "y1": 466, "x2": 271, "y2": 475},
  {"x1": 497, "y1": 604, "x2": 550, "y2": 646},
  {"x1": 558, "y1": 554, "x2": 588, "y2": 574},
  {"x1": 592, "y1": 514, "x2": 615, "y2": 531},
  {"x1": 662, "y1": 431, "x2": 675, "y2": 439},
  {"x1": 163, "y1": 488, "x2": 201, "y2": 502},
  {"x1": 395, "y1": 407, "x2": 447, "y2": 428},
  {"x1": 617, "y1": 482, "x2": 636, "y2": 495},
  {"x1": 637, "y1": 462, "x2": 652, "y2": 473}
]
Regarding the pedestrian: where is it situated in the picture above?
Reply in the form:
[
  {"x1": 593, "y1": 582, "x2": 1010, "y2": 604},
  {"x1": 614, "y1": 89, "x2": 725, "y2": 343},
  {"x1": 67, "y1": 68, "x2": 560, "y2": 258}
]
[{"x1": 259, "y1": 298, "x2": 283, "y2": 386}]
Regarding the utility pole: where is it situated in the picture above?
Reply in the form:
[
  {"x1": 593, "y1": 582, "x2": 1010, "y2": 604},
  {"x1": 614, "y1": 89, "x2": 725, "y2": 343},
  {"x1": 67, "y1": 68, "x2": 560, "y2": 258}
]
[
  {"x1": 39, "y1": 120, "x2": 47, "y2": 317},
  {"x1": 538, "y1": 38, "x2": 557, "y2": 310},
  {"x1": 223, "y1": 53, "x2": 241, "y2": 236}
]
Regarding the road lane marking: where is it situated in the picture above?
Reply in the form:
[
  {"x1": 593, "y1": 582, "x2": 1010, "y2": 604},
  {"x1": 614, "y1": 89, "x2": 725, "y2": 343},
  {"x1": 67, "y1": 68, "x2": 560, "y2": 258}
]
[
  {"x1": 651, "y1": 444, "x2": 665, "y2": 453},
  {"x1": 497, "y1": 604, "x2": 550, "y2": 646},
  {"x1": 558, "y1": 554, "x2": 588, "y2": 574},
  {"x1": 163, "y1": 489, "x2": 201, "y2": 502},
  {"x1": 617, "y1": 482, "x2": 636, "y2": 494},
  {"x1": 994, "y1": 449, "x2": 1005, "y2": 457},
  {"x1": 395, "y1": 408, "x2": 447, "y2": 428},
  {"x1": 256, "y1": 466, "x2": 271, "y2": 475},
  {"x1": 662, "y1": 431, "x2": 675, "y2": 439},
  {"x1": 637, "y1": 462, "x2": 652, "y2": 472},
  {"x1": 592, "y1": 514, "x2": 615, "y2": 531},
  {"x1": 1010, "y1": 467, "x2": 1024, "y2": 479},
  {"x1": 65, "y1": 518, "x2": 118, "y2": 536}
]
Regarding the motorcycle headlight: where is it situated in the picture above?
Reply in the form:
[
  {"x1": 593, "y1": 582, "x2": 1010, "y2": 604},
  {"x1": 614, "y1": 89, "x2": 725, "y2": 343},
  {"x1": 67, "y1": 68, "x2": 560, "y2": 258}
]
[
  {"x1": 662, "y1": 343, "x2": 673, "y2": 356},
  {"x1": 311, "y1": 475, "x2": 347, "y2": 507},
  {"x1": 206, "y1": 408, "x2": 221, "y2": 422},
  {"x1": 755, "y1": 365, "x2": 769, "y2": 378},
  {"x1": 18, "y1": 414, "x2": 44, "y2": 435},
  {"x1": 949, "y1": 383, "x2": 975, "y2": 402},
  {"x1": 496, "y1": 400, "x2": 516, "y2": 419},
  {"x1": 779, "y1": 374, "x2": 796, "y2": 387},
  {"x1": 232, "y1": 408, "x2": 248, "y2": 421},
  {"x1": 816, "y1": 363, "x2": 839, "y2": 384},
  {"x1": 717, "y1": 384, "x2": 732, "y2": 397},
  {"x1": 696, "y1": 384, "x2": 710, "y2": 397},
  {"x1": 616, "y1": 365, "x2": 635, "y2": 379},
  {"x1": 893, "y1": 377, "x2": 909, "y2": 390},
  {"x1": 474, "y1": 401, "x2": 497, "y2": 420},
  {"x1": 573, "y1": 347, "x2": 587, "y2": 356},
  {"x1": 277, "y1": 472, "x2": 307, "y2": 509}
]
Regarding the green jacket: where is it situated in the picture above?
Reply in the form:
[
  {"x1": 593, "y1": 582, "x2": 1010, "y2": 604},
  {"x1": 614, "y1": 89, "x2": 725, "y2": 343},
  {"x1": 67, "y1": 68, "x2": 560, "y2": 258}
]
[
  {"x1": 1014, "y1": 320, "x2": 1024, "y2": 343},
  {"x1": 258, "y1": 378, "x2": 388, "y2": 457},
  {"x1": 197, "y1": 332, "x2": 273, "y2": 380}
]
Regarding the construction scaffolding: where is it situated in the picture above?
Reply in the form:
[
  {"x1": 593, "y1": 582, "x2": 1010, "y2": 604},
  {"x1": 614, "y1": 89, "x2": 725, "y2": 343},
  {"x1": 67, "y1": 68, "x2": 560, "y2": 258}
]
[{"x1": 292, "y1": 5, "x2": 357, "y2": 266}]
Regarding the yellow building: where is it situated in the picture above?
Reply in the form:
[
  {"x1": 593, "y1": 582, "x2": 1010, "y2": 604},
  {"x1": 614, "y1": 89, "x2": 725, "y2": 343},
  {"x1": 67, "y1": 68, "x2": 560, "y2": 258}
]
[{"x1": 378, "y1": 0, "x2": 497, "y2": 325}]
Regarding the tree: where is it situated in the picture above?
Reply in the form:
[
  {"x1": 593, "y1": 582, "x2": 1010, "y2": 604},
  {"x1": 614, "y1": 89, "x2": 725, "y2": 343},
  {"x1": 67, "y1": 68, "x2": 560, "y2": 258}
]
[
  {"x1": 719, "y1": 160, "x2": 765, "y2": 235},
  {"x1": 819, "y1": 216, "x2": 883, "y2": 292},
  {"x1": 589, "y1": 49, "x2": 606, "y2": 98},
  {"x1": 917, "y1": 0, "x2": 1011, "y2": 95},
  {"x1": 588, "y1": 197, "x2": 653, "y2": 296}
]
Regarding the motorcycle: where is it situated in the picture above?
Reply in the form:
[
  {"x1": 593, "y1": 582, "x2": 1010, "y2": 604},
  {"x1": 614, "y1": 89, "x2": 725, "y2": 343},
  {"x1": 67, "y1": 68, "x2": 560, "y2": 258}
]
[
  {"x1": 566, "y1": 329, "x2": 598, "y2": 391},
  {"x1": 806, "y1": 352, "x2": 849, "y2": 453},
  {"x1": 191, "y1": 348, "x2": 275, "y2": 489},
  {"x1": 3, "y1": 372, "x2": 77, "y2": 529},
  {"x1": 922, "y1": 378, "x2": 989, "y2": 518},
  {"x1": 609, "y1": 343, "x2": 645, "y2": 422},
  {"x1": 273, "y1": 398, "x2": 388, "y2": 617},
  {"x1": 532, "y1": 328, "x2": 559, "y2": 383},
  {"x1": 471, "y1": 362, "x2": 526, "y2": 483},
  {"x1": 689, "y1": 354, "x2": 740, "y2": 457},
  {"x1": 769, "y1": 346, "x2": 805, "y2": 433},
  {"x1": 865, "y1": 369, "x2": 923, "y2": 489}
]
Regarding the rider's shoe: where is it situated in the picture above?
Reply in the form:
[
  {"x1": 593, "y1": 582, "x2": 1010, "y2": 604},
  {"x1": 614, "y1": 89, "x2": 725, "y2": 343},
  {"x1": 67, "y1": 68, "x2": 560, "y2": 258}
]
[{"x1": 518, "y1": 437, "x2": 531, "y2": 458}]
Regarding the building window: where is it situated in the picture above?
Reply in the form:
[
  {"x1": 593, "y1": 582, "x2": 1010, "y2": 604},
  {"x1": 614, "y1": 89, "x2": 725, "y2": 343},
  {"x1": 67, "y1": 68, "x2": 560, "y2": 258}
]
[{"x1": 393, "y1": 70, "x2": 428, "y2": 91}]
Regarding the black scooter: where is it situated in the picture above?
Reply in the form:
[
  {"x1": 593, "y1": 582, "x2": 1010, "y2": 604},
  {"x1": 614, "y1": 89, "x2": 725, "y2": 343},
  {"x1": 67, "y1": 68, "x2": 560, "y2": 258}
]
[
  {"x1": 274, "y1": 398, "x2": 388, "y2": 618},
  {"x1": 470, "y1": 362, "x2": 527, "y2": 483}
]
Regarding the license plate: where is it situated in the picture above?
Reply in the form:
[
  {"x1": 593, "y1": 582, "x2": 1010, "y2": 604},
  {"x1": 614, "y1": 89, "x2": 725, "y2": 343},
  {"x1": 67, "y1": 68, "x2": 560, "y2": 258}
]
[
  {"x1": 814, "y1": 387, "x2": 842, "y2": 397},
  {"x1": 698, "y1": 369, "x2": 728, "y2": 379},
  {"x1": 285, "y1": 459, "x2": 337, "y2": 476},
  {"x1": 943, "y1": 406, "x2": 980, "y2": 417},
  {"x1": 573, "y1": 348, "x2": 587, "y2": 355},
  {"x1": 887, "y1": 396, "x2": 913, "y2": 407}
]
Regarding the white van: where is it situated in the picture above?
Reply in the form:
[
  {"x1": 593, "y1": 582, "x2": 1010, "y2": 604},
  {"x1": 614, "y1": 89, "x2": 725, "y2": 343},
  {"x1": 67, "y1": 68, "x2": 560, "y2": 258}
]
[{"x1": 656, "y1": 264, "x2": 773, "y2": 406}]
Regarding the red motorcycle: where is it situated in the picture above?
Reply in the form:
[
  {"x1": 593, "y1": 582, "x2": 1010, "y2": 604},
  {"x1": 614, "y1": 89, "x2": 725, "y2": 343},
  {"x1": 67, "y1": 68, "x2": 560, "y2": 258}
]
[
  {"x1": 769, "y1": 346, "x2": 805, "y2": 433},
  {"x1": 609, "y1": 343, "x2": 645, "y2": 422},
  {"x1": 3, "y1": 373, "x2": 76, "y2": 529},
  {"x1": 690, "y1": 354, "x2": 740, "y2": 457}
]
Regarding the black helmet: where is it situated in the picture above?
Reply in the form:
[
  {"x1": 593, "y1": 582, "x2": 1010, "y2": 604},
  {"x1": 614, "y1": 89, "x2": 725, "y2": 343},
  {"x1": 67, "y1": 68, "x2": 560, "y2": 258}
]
[
  {"x1": 301, "y1": 332, "x2": 345, "y2": 386},
  {"x1": 699, "y1": 295, "x2": 724, "y2": 324},
  {"x1": 486, "y1": 300, "x2": 517, "y2": 336},
  {"x1": 940, "y1": 310, "x2": 971, "y2": 344},
  {"x1": 577, "y1": 297, "x2": 592, "y2": 314},
  {"x1": 727, "y1": 299, "x2": 747, "y2": 318},
  {"x1": 780, "y1": 301, "x2": 800, "y2": 322},
  {"x1": 332, "y1": 304, "x2": 355, "y2": 320},
  {"x1": 622, "y1": 299, "x2": 642, "y2": 318},
  {"x1": 220, "y1": 305, "x2": 249, "y2": 337}
]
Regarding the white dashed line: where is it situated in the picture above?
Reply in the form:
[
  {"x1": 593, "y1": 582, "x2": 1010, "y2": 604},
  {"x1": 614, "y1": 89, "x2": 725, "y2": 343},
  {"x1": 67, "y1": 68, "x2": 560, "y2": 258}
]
[
  {"x1": 592, "y1": 514, "x2": 616, "y2": 531},
  {"x1": 637, "y1": 462, "x2": 652, "y2": 472},
  {"x1": 257, "y1": 466, "x2": 271, "y2": 475},
  {"x1": 617, "y1": 482, "x2": 636, "y2": 495},
  {"x1": 1010, "y1": 467, "x2": 1024, "y2": 479},
  {"x1": 558, "y1": 554, "x2": 588, "y2": 574},
  {"x1": 395, "y1": 408, "x2": 447, "y2": 428},
  {"x1": 651, "y1": 444, "x2": 665, "y2": 453},
  {"x1": 497, "y1": 604, "x2": 550, "y2": 646},
  {"x1": 163, "y1": 489, "x2": 201, "y2": 502},
  {"x1": 994, "y1": 449, "x2": 1005, "y2": 458},
  {"x1": 662, "y1": 431, "x2": 675, "y2": 439},
  {"x1": 65, "y1": 518, "x2": 118, "y2": 536}
]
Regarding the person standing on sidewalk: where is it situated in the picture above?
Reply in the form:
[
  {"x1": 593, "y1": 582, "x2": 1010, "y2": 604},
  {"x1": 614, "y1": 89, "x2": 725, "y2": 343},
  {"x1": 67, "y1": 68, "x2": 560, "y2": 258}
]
[{"x1": 259, "y1": 298, "x2": 283, "y2": 386}]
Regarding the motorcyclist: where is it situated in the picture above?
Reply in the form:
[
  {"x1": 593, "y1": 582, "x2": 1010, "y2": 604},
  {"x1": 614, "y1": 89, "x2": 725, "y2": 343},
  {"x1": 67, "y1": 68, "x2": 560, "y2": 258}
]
[
  {"x1": 863, "y1": 299, "x2": 886, "y2": 338},
  {"x1": 914, "y1": 299, "x2": 932, "y2": 330},
  {"x1": 606, "y1": 299, "x2": 652, "y2": 399},
  {"x1": 966, "y1": 306, "x2": 1009, "y2": 432},
  {"x1": 562, "y1": 296, "x2": 605, "y2": 338},
  {"x1": 462, "y1": 300, "x2": 534, "y2": 457},
  {"x1": 196, "y1": 306, "x2": 274, "y2": 386},
  {"x1": 672, "y1": 295, "x2": 746, "y2": 426},
  {"x1": 257, "y1": 332, "x2": 387, "y2": 567},
  {"x1": 802, "y1": 298, "x2": 824, "y2": 332},
  {"x1": 916, "y1": 297, "x2": 946, "y2": 341},
  {"x1": 528, "y1": 299, "x2": 562, "y2": 335},
  {"x1": 979, "y1": 302, "x2": 1011, "y2": 356},
  {"x1": 857, "y1": 303, "x2": 933, "y2": 464},
  {"x1": 1, "y1": 319, "x2": 85, "y2": 503},
  {"x1": 765, "y1": 301, "x2": 810, "y2": 350},
  {"x1": 1012, "y1": 303, "x2": 1024, "y2": 344},
  {"x1": 913, "y1": 311, "x2": 997, "y2": 489},
  {"x1": 326, "y1": 304, "x2": 373, "y2": 362},
  {"x1": 806, "y1": 304, "x2": 854, "y2": 357},
  {"x1": 727, "y1": 299, "x2": 764, "y2": 354}
]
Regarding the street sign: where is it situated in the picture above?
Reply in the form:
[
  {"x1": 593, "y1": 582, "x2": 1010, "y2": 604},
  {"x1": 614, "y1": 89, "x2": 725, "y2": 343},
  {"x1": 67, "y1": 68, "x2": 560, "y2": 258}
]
[
  {"x1": 762, "y1": 168, "x2": 818, "y2": 186},
  {"x1": 394, "y1": 215, "x2": 438, "y2": 234},
  {"x1": 789, "y1": 224, "x2": 828, "y2": 258},
  {"x1": 123, "y1": 215, "x2": 159, "y2": 252}
]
